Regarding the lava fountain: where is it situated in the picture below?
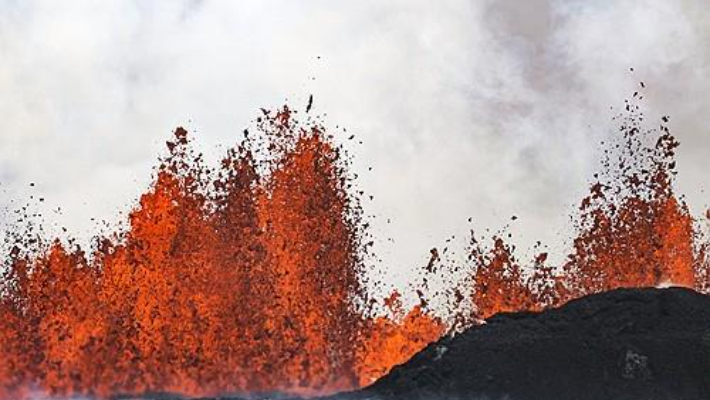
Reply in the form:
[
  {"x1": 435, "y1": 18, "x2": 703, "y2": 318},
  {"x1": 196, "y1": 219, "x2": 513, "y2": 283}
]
[
  {"x1": 0, "y1": 87, "x2": 708, "y2": 399},
  {"x1": 0, "y1": 107, "x2": 442, "y2": 399}
]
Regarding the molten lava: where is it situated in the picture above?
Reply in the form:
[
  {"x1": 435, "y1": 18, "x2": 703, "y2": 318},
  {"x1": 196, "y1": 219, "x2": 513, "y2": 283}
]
[
  {"x1": 429, "y1": 93, "x2": 708, "y2": 323},
  {"x1": 0, "y1": 107, "x2": 442, "y2": 399},
  {"x1": 0, "y1": 89, "x2": 709, "y2": 399}
]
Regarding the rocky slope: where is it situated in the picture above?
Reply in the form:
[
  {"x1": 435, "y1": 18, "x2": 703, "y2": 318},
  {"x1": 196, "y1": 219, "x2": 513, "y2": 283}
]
[{"x1": 347, "y1": 287, "x2": 710, "y2": 400}]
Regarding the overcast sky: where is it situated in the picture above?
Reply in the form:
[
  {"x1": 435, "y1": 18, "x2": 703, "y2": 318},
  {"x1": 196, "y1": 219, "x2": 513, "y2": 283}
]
[{"x1": 0, "y1": 0, "x2": 708, "y2": 288}]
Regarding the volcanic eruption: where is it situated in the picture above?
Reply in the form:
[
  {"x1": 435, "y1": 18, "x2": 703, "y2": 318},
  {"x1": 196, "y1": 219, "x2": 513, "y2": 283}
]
[
  {"x1": 0, "y1": 85, "x2": 708, "y2": 399},
  {"x1": 0, "y1": 106, "x2": 443, "y2": 399}
]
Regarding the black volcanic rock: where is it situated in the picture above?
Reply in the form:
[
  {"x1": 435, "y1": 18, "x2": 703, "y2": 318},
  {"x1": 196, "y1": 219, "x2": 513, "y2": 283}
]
[{"x1": 347, "y1": 287, "x2": 710, "y2": 400}]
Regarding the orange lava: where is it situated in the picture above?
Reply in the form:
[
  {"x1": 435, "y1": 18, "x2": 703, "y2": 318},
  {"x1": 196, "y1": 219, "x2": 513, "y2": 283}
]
[
  {"x1": 355, "y1": 292, "x2": 445, "y2": 386},
  {"x1": 441, "y1": 92, "x2": 708, "y2": 324},
  {"x1": 0, "y1": 108, "x2": 395, "y2": 399}
]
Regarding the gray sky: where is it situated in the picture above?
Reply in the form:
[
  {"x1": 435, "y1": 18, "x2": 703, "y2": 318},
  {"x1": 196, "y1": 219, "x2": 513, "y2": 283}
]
[{"x1": 0, "y1": 0, "x2": 709, "y2": 288}]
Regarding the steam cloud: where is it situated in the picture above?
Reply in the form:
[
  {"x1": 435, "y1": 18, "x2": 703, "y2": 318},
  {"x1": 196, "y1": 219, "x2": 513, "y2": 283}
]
[{"x1": 0, "y1": 0, "x2": 708, "y2": 291}]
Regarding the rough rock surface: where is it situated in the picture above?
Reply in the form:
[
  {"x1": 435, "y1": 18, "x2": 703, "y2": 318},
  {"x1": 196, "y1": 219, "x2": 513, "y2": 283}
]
[{"x1": 346, "y1": 287, "x2": 710, "y2": 400}]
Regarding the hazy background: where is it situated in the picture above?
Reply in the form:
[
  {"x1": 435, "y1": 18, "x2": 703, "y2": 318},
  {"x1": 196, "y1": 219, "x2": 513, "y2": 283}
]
[{"x1": 0, "y1": 0, "x2": 708, "y2": 289}]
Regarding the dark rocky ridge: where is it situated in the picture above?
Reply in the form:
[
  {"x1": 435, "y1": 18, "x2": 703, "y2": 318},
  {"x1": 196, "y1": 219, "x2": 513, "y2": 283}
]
[
  {"x1": 344, "y1": 287, "x2": 710, "y2": 400},
  {"x1": 152, "y1": 287, "x2": 710, "y2": 400}
]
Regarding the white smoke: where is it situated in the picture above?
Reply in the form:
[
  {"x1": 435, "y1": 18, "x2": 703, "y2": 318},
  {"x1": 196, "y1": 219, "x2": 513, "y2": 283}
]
[{"x1": 0, "y1": 0, "x2": 708, "y2": 297}]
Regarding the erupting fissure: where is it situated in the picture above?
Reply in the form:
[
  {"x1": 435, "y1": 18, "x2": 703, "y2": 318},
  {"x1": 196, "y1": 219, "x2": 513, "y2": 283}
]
[{"x1": 0, "y1": 89, "x2": 708, "y2": 400}]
